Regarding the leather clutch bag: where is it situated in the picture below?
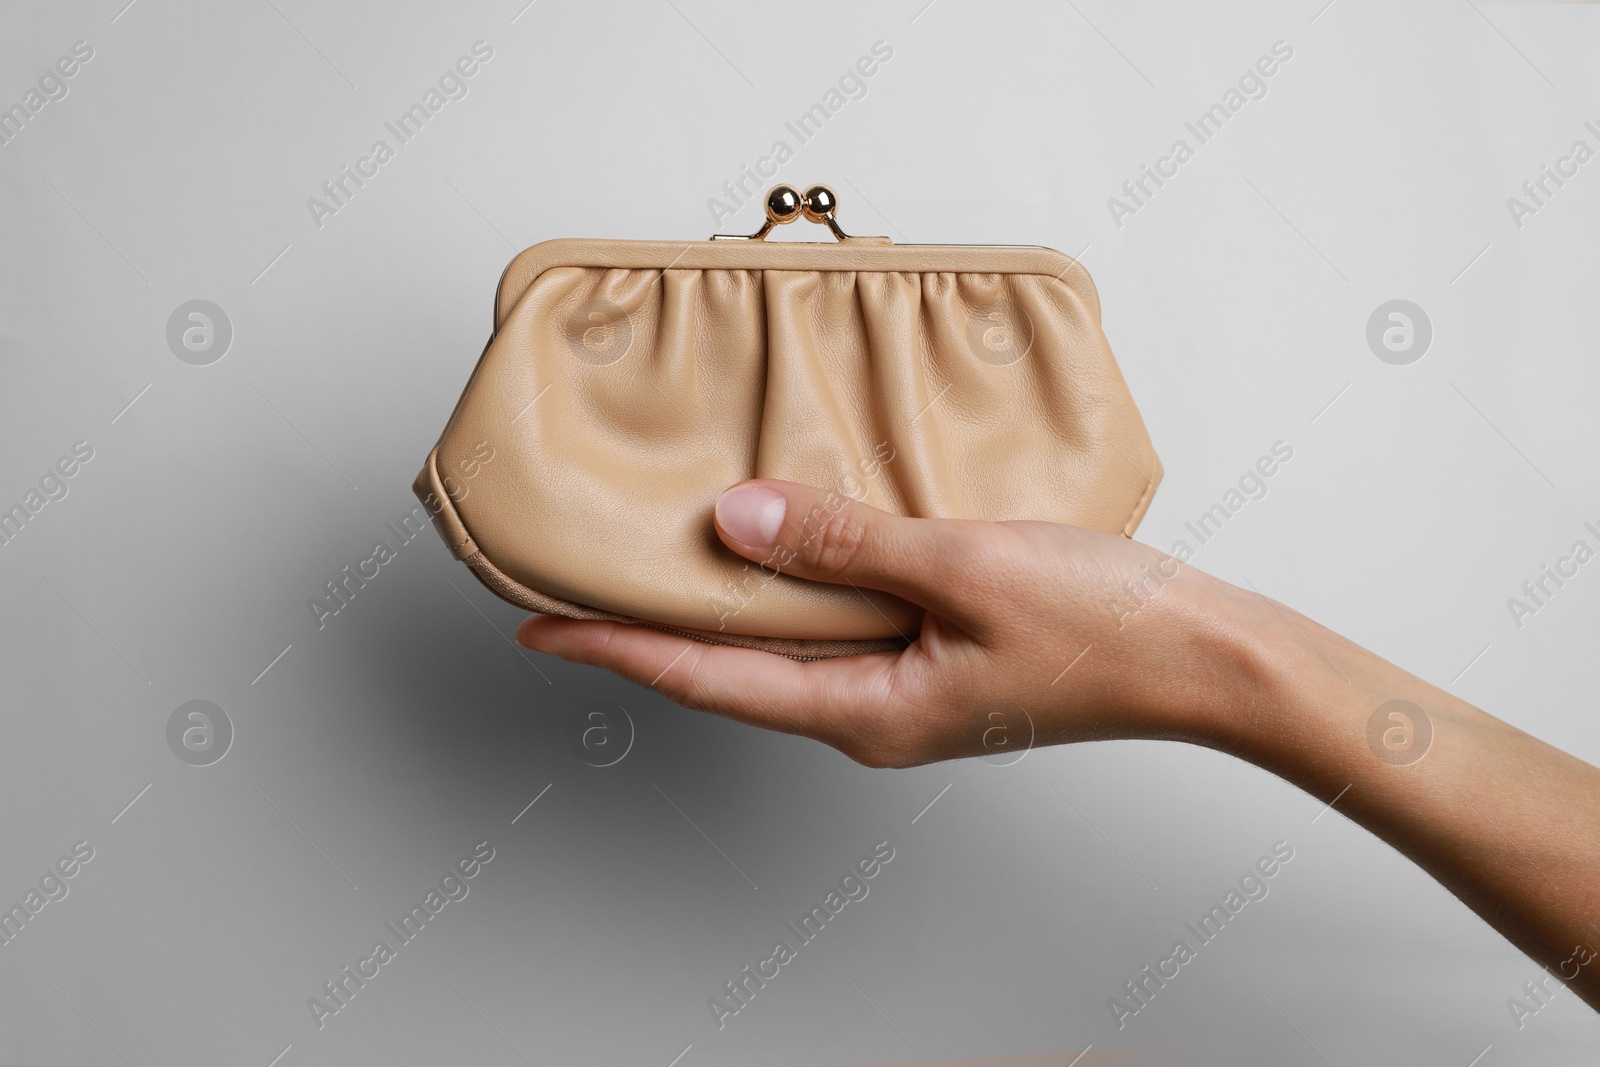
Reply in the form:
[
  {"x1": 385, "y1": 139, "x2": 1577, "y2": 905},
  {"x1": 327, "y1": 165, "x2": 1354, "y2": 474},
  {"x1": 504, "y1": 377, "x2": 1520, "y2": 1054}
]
[{"x1": 415, "y1": 184, "x2": 1161, "y2": 660}]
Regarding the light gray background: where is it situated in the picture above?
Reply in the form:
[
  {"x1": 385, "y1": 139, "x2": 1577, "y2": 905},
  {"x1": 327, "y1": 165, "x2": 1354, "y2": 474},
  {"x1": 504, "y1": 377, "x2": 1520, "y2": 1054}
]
[{"x1": 2, "y1": 0, "x2": 1598, "y2": 1064}]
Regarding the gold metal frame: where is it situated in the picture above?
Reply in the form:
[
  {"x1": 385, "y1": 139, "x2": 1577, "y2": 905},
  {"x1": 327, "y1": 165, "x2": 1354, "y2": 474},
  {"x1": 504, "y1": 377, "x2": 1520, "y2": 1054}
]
[{"x1": 711, "y1": 184, "x2": 858, "y2": 242}]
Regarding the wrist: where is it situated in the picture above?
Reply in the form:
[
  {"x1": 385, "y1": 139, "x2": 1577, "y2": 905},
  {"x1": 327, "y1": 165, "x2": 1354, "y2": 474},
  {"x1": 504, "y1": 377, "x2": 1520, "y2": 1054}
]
[
  {"x1": 1185, "y1": 580, "x2": 1444, "y2": 802},
  {"x1": 1168, "y1": 577, "x2": 1362, "y2": 772},
  {"x1": 1109, "y1": 570, "x2": 1303, "y2": 752}
]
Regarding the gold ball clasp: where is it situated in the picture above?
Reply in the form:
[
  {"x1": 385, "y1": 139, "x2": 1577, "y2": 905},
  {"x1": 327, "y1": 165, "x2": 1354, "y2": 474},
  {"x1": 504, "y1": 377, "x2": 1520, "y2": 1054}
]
[
  {"x1": 765, "y1": 185, "x2": 804, "y2": 226},
  {"x1": 801, "y1": 184, "x2": 838, "y2": 222}
]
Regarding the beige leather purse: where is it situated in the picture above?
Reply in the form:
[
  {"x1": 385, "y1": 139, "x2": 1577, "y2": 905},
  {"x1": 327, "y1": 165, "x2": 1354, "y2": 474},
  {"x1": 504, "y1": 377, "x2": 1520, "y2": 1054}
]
[{"x1": 416, "y1": 184, "x2": 1161, "y2": 660}]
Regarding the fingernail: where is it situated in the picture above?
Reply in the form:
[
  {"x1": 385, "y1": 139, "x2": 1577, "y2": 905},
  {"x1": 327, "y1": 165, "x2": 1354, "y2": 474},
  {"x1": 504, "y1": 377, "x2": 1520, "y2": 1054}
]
[{"x1": 716, "y1": 485, "x2": 786, "y2": 548}]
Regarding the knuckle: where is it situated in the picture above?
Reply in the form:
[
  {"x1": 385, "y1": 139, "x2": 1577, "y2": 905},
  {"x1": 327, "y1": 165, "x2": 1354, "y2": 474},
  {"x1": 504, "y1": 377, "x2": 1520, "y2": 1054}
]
[
  {"x1": 796, "y1": 499, "x2": 869, "y2": 579},
  {"x1": 846, "y1": 728, "x2": 925, "y2": 769},
  {"x1": 839, "y1": 724, "x2": 907, "y2": 768},
  {"x1": 923, "y1": 522, "x2": 1022, "y2": 617},
  {"x1": 843, "y1": 742, "x2": 901, "y2": 770},
  {"x1": 838, "y1": 701, "x2": 926, "y2": 770},
  {"x1": 938, "y1": 523, "x2": 1003, "y2": 583},
  {"x1": 650, "y1": 643, "x2": 713, "y2": 711}
]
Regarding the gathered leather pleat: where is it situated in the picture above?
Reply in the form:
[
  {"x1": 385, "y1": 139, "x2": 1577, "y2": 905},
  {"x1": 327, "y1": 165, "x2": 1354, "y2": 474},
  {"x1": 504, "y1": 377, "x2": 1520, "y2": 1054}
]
[{"x1": 433, "y1": 260, "x2": 1158, "y2": 642}]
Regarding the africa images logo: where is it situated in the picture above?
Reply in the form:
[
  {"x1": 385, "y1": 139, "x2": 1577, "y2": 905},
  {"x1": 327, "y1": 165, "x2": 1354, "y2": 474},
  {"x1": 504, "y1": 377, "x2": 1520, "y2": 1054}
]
[
  {"x1": 305, "y1": 841, "x2": 496, "y2": 1029},
  {"x1": 565, "y1": 300, "x2": 633, "y2": 366},
  {"x1": 966, "y1": 304, "x2": 1034, "y2": 366},
  {"x1": 0, "y1": 40, "x2": 95, "y2": 148},
  {"x1": 1107, "y1": 841, "x2": 1295, "y2": 1028},
  {"x1": 305, "y1": 42, "x2": 494, "y2": 229},
  {"x1": 708, "y1": 841, "x2": 895, "y2": 1030}
]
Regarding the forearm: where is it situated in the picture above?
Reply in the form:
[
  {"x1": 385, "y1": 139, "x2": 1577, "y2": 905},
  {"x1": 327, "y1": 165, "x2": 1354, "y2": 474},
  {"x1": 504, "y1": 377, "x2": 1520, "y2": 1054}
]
[{"x1": 1208, "y1": 588, "x2": 1600, "y2": 1009}]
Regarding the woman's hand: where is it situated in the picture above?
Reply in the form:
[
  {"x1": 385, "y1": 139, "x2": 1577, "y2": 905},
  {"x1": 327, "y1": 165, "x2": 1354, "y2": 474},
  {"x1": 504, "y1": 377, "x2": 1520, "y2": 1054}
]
[{"x1": 517, "y1": 479, "x2": 1267, "y2": 768}]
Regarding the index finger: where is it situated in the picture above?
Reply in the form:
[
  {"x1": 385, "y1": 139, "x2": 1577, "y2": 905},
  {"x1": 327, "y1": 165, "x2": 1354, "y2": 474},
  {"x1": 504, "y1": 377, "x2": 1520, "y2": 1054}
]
[{"x1": 516, "y1": 614, "x2": 901, "y2": 748}]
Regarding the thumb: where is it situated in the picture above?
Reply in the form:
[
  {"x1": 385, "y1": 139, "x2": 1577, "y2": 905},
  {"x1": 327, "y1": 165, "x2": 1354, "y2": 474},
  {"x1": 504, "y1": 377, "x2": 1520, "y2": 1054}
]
[{"x1": 713, "y1": 479, "x2": 976, "y2": 617}]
